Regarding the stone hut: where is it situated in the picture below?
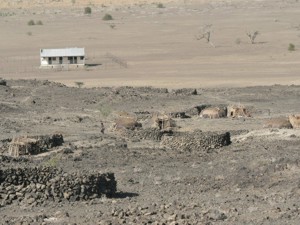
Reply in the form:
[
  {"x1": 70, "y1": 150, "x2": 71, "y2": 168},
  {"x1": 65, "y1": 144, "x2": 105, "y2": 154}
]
[
  {"x1": 289, "y1": 114, "x2": 300, "y2": 128},
  {"x1": 227, "y1": 105, "x2": 251, "y2": 118},
  {"x1": 152, "y1": 113, "x2": 176, "y2": 131},
  {"x1": 8, "y1": 134, "x2": 64, "y2": 157},
  {"x1": 200, "y1": 107, "x2": 227, "y2": 119}
]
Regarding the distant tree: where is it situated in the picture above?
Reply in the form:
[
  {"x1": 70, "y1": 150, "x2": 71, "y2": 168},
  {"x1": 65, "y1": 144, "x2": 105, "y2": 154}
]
[
  {"x1": 157, "y1": 3, "x2": 165, "y2": 8},
  {"x1": 109, "y1": 24, "x2": 116, "y2": 29},
  {"x1": 288, "y1": 43, "x2": 295, "y2": 51},
  {"x1": 102, "y1": 13, "x2": 113, "y2": 21},
  {"x1": 27, "y1": 20, "x2": 35, "y2": 26},
  {"x1": 36, "y1": 20, "x2": 43, "y2": 25},
  {"x1": 84, "y1": 7, "x2": 92, "y2": 14},
  {"x1": 195, "y1": 24, "x2": 215, "y2": 48},
  {"x1": 246, "y1": 31, "x2": 259, "y2": 44},
  {"x1": 75, "y1": 81, "x2": 84, "y2": 88}
]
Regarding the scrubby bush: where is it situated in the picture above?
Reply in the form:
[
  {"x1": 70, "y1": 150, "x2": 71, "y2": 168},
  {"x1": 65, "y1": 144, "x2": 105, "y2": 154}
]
[
  {"x1": 157, "y1": 3, "x2": 165, "y2": 8},
  {"x1": 27, "y1": 20, "x2": 35, "y2": 26},
  {"x1": 288, "y1": 43, "x2": 295, "y2": 51},
  {"x1": 84, "y1": 6, "x2": 92, "y2": 14},
  {"x1": 235, "y1": 38, "x2": 241, "y2": 45},
  {"x1": 102, "y1": 13, "x2": 113, "y2": 21},
  {"x1": 36, "y1": 20, "x2": 43, "y2": 25}
]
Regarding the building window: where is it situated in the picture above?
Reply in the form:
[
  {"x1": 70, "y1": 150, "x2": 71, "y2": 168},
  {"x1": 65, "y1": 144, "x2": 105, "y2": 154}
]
[
  {"x1": 68, "y1": 57, "x2": 72, "y2": 60},
  {"x1": 53, "y1": 57, "x2": 56, "y2": 61},
  {"x1": 80, "y1": 56, "x2": 84, "y2": 60}
]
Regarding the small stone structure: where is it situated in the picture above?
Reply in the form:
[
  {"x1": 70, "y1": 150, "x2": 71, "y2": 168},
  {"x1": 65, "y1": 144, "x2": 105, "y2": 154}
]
[
  {"x1": 152, "y1": 113, "x2": 176, "y2": 131},
  {"x1": 161, "y1": 130, "x2": 231, "y2": 152},
  {"x1": 200, "y1": 107, "x2": 227, "y2": 119},
  {"x1": 289, "y1": 114, "x2": 300, "y2": 128},
  {"x1": 0, "y1": 167, "x2": 116, "y2": 206},
  {"x1": 8, "y1": 134, "x2": 64, "y2": 157},
  {"x1": 227, "y1": 105, "x2": 251, "y2": 118}
]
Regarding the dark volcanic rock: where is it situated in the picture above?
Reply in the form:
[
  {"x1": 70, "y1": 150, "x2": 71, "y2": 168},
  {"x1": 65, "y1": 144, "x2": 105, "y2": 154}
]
[
  {"x1": 0, "y1": 167, "x2": 117, "y2": 207},
  {"x1": 161, "y1": 130, "x2": 231, "y2": 152}
]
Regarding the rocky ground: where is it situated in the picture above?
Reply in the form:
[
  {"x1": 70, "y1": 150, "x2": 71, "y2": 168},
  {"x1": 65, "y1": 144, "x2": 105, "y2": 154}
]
[{"x1": 1, "y1": 79, "x2": 300, "y2": 224}]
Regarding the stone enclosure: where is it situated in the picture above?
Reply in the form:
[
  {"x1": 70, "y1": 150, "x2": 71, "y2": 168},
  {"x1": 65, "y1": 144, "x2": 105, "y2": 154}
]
[{"x1": 0, "y1": 167, "x2": 116, "y2": 207}]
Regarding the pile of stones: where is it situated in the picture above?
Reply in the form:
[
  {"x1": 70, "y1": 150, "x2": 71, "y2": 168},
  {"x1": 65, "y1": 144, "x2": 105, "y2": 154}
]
[
  {"x1": 101, "y1": 203, "x2": 228, "y2": 224},
  {"x1": 0, "y1": 167, "x2": 116, "y2": 207},
  {"x1": 171, "y1": 88, "x2": 197, "y2": 95},
  {"x1": 161, "y1": 130, "x2": 231, "y2": 152},
  {"x1": 0, "y1": 78, "x2": 7, "y2": 86},
  {"x1": 0, "y1": 155, "x2": 29, "y2": 163}
]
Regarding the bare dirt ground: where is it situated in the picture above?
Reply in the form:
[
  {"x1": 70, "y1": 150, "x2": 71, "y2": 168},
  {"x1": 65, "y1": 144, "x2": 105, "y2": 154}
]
[
  {"x1": 0, "y1": 0, "x2": 300, "y2": 88},
  {"x1": 1, "y1": 0, "x2": 300, "y2": 224},
  {"x1": 1, "y1": 80, "x2": 300, "y2": 224}
]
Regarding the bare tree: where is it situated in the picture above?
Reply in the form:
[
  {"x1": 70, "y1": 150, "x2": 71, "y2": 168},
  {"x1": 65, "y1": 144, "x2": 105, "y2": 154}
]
[
  {"x1": 75, "y1": 81, "x2": 84, "y2": 88},
  {"x1": 195, "y1": 24, "x2": 215, "y2": 48},
  {"x1": 246, "y1": 31, "x2": 259, "y2": 44}
]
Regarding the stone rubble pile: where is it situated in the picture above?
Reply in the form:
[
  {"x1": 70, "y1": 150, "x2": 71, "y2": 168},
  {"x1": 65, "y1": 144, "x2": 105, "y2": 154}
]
[
  {"x1": 0, "y1": 167, "x2": 117, "y2": 207},
  {"x1": 171, "y1": 88, "x2": 197, "y2": 95},
  {"x1": 161, "y1": 130, "x2": 231, "y2": 152},
  {"x1": 0, "y1": 78, "x2": 7, "y2": 86},
  {"x1": 101, "y1": 203, "x2": 228, "y2": 225},
  {"x1": 0, "y1": 155, "x2": 29, "y2": 163}
]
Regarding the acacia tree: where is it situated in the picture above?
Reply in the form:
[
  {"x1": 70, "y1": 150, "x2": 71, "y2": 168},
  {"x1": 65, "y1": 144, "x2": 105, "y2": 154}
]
[
  {"x1": 246, "y1": 31, "x2": 259, "y2": 44},
  {"x1": 195, "y1": 24, "x2": 215, "y2": 48}
]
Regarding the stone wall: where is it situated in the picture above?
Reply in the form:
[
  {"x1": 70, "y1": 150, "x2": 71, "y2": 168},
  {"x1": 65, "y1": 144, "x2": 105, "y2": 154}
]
[
  {"x1": 161, "y1": 130, "x2": 231, "y2": 152},
  {"x1": 0, "y1": 167, "x2": 116, "y2": 207},
  {"x1": 119, "y1": 128, "x2": 169, "y2": 141}
]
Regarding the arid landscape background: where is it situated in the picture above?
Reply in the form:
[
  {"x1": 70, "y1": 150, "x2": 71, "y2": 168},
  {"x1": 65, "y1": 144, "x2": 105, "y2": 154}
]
[
  {"x1": 1, "y1": 0, "x2": 300, "y2": 87},
  {"x1": 1, "y1": 0, "x2": 300, "y2": 225}
]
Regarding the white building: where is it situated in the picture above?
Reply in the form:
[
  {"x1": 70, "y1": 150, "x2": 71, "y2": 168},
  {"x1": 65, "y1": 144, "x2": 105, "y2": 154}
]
[{"x1": 40, "y1": 48, "x2": 85, "y2": 68}]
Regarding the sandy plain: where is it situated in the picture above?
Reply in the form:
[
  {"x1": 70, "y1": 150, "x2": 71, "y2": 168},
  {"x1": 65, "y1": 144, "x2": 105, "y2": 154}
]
[{"x1": 0, "y1": 0, "x2": 300, "y2": 88}]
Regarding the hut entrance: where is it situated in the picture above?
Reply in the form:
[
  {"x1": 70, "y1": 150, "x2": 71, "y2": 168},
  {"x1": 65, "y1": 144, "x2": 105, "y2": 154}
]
[{"x1": 152, "y1": 113, "x2": 176, "y2": 131}]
